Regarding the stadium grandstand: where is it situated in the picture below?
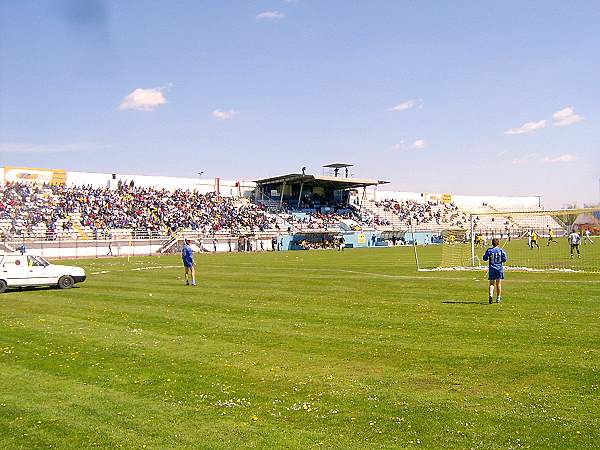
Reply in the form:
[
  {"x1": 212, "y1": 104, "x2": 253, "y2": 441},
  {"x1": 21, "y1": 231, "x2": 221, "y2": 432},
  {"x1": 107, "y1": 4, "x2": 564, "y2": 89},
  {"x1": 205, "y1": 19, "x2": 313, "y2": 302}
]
[{"x1": 1, "y1": 165, "x2": 597, "y2": 260}]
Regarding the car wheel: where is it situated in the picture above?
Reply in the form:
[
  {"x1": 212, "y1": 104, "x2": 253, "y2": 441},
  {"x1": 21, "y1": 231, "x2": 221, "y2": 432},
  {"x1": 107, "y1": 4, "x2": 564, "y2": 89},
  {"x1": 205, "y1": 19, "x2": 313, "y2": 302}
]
[
  {"x1": 0, "y1": 280, "x2": 6, "y2": 294},
  {"x1": 58, "y1": 275, "x2": 75, "y2": 289}
]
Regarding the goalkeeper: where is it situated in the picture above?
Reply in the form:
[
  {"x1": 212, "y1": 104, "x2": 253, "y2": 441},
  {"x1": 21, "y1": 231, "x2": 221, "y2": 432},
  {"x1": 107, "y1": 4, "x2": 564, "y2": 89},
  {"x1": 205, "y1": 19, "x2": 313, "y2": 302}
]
[{"x1": 483, "y1": 238, "x2": 507, "y2": 304}]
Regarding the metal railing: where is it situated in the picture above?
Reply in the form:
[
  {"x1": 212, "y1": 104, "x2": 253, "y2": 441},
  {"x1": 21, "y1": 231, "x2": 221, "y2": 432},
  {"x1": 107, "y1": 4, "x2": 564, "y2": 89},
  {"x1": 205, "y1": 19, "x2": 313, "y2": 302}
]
[{"x1": 0, "y1": 229, "x2": 291, "y2": 259}]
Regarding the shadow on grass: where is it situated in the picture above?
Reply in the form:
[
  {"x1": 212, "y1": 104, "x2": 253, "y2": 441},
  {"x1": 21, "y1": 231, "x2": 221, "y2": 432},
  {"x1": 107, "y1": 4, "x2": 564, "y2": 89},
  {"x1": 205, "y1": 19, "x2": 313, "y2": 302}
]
[
  {"x1": 1, "y1": 286, "x2": 82, "y2": 295},
  {"x1": 442, "y1": 300, "x2": 488, "y2": 305}
]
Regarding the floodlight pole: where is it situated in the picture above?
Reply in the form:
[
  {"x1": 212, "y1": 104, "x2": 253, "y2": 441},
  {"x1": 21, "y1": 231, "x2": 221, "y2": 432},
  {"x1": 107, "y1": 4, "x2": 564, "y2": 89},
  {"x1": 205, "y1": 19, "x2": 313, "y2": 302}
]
[{"x1": 470, "y1": 213, "x2": 475, "y2": 267}]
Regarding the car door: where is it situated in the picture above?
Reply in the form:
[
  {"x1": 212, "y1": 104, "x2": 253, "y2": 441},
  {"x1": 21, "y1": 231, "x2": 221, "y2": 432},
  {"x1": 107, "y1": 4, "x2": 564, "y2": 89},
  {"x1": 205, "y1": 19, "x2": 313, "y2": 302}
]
[
  {"x1": 27, "y1": 256, "x2": 56, "y2": 285},
  {"x1": 1, "y1": 255, "x2": 29, "y2": 287}
]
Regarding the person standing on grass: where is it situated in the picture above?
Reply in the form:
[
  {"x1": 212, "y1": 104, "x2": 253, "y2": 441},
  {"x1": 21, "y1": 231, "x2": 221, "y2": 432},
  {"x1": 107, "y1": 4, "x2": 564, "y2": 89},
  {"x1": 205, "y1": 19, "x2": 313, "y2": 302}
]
[
  {"x1": 530, "y1": 230, "x2": 540, "y2": 249},
  {"x1": 182, "y1": 239, "x2": 196, "y2": 286},
  {"x1": 583, "y1": 229, "x2": 594, "y2": 245},
  {"x1": 569, "y1": 230, "x2": 581, "y2": 258},
  {"x1": 547, "y1": 227, "x2": 558, "y2": 246},
  {"x1": 483, "y1": 238, "x2": 507, "y2": 304}
]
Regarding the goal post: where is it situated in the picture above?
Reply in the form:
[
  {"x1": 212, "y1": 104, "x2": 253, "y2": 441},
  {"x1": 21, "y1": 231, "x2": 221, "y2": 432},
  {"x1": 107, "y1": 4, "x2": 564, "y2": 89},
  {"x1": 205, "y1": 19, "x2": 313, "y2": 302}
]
[{"x1": 417, "y1": 207, "x2": 600, "y2": 273}]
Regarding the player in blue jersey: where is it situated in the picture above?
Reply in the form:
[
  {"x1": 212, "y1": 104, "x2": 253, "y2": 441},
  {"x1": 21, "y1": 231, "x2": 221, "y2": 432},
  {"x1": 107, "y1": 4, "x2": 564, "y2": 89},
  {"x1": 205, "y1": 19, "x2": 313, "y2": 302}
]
[
  {"x1": 182, "y1": 239, "x2": 196, "y2": 286},
  {"x1": 483, "y1": 238, "x2": 507, "y2": 304}
]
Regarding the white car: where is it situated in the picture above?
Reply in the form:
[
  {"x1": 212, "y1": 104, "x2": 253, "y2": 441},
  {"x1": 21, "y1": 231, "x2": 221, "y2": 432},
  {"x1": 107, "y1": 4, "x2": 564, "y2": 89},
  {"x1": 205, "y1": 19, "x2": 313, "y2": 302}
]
[{"x1": 0, "y1": 254, "x2": 86, "y2": 293}]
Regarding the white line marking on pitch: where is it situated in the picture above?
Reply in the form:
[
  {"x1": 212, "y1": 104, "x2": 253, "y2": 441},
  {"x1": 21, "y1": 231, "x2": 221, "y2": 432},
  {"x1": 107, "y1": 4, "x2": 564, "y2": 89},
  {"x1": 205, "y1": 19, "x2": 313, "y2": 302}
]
[
  {"x1": 329, "y1": 268, "x2": 600, "y2": 284},
  {"x1": 89, "y1": 264, "x2": 600, "y2": 284},
  {"x1": 91, "y1": 265, "x2": 180, "y2": 275},
  {"x1": 131, "y1": 266, "x2": 181, "y2": 271}
]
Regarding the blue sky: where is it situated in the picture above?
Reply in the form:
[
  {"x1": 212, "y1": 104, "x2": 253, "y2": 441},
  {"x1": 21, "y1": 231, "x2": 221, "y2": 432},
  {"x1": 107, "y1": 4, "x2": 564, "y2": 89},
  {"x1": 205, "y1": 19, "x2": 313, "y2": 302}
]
[{"x1": 1, "y1": 0, "x2": 598, "y2": 207}]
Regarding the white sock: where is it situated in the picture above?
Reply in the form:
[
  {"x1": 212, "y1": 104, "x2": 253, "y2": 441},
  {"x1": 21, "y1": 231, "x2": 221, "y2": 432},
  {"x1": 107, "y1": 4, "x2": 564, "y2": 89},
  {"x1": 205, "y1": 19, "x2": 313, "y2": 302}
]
[{"x1": 489, "y1": 285, "x2": 494, "y2": 298}]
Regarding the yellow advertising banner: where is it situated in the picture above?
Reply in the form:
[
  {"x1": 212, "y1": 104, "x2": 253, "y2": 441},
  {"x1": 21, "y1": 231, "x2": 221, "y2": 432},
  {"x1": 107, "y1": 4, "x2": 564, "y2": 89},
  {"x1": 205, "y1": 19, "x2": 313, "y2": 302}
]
[
  {"x1": 357, "y1": 233, "x2": 366, "y2": 244},
  {"x1": 3, "y1": 166, "x2": 67, "y2": 186},
  {"x1": 442, "y1": 193, "x2": 453, "y2": 203}
]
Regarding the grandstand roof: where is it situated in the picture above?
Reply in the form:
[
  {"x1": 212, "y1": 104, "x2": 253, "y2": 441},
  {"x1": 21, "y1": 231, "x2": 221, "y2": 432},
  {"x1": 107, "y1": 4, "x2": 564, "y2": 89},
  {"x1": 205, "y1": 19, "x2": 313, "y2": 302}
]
[
  {"x1": 254, "y1": 173, "x2": 387, "y2": 189},
  {"x1": 323, "y1": 163, "x2": 353, "y2": 169}
]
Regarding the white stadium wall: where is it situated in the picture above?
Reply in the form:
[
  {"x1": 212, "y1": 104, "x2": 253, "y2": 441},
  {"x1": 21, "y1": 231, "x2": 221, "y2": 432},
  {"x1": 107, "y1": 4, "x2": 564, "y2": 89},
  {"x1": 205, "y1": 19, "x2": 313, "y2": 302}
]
[
  {"x1": 374, "y1": 189, "x2": 540, "y2": 209},
  {"x1": 66, "y1": 171, "x2": 256, "y2": 197},
  {"x1": 18, "y1": 237, "x2": 277, "y2": 259},
  {"x1": 449, "y1": 194, "x2": 540, "y2": 208},
  {"x1": 1, "y1": 166, "x2": 255, "y2": 197},
  {"x1": 372, "y1": 191, "x2": 426, "y2": 203}
]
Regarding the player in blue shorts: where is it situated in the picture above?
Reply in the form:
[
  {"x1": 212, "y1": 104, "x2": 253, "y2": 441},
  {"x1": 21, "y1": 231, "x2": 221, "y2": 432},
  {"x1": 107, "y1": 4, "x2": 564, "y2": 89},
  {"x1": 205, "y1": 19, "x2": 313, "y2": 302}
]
[
  {"x1": 182, "y1": 239, "x2": 196, "y2": 286},
  {"x1": 483, "y1": 238, "x2": 507, "y2": 304}
]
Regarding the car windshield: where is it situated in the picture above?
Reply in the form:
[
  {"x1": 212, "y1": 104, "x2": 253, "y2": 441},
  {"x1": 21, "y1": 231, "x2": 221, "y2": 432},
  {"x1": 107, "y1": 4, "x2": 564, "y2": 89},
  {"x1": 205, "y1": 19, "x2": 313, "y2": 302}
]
[{"x1": 35, "y1": 256, "x2": 50, "y2": 266}]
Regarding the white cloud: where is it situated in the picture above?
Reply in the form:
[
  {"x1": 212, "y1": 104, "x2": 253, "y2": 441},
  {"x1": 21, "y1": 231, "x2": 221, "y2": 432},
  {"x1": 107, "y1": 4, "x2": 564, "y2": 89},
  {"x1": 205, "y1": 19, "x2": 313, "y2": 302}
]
[
  {"x1": 505, "y1": 119, "x2": 546, "y2": 135},
  {"x1": 256, "y1": 11, "x2": 285, "y2": 21},
  {"x1": 388, "y1": 99, "x2": 421, "y2": 112},
  {"x1": 391, "y1": 140, "x2": 406, "y2": 151},
  {"x1": 119, "y1": 87, "x2": 167, "y2": 111},
  {"x1": 392, "y1": 139, "x2": 425, "y2": 151},
  {"x1": 505, "y1": 107, "x2": 583, "y2": 134},
  {"x1": 510, "y1": 153, "x2": 577, "y2": 165},
  {"x1": 412, "y1": 139, "x2": 426, "y2": 149},
  {"x1": 553, "y1": 106, "x2": 584, "y2": 127},
  {"x1": 0, "y1": 142, "x2": 106, "y2": 154},
  {"x1": 511, "y1": 153, "x2": 539, "y2": 166},
  {"x1": 543, "y1": 154, "x2": 577, "y2": 163},
  {"x1": 212, "y1": 109, "x2": 239, "y2": 120}
]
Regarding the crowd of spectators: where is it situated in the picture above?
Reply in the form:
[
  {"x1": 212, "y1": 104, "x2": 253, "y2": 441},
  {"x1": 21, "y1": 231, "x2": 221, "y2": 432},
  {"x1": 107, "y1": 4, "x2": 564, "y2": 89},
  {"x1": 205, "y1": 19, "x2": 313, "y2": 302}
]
[
  {"x1": 1, "y1": 182, "x2": 478, "y2": 241},
  {"x1": 0, "y1": 182, "x2": 69, "y2": 239},
  {"x1": 297, "y1": 195, "x2": 347, "y2": 211},
  {"x1": 275, "y1": 198, "x2": 467, "y2": 231},
  {"x1": 285, "y1": 209, "x2": 363, "y2": 230},
  {"x1": 372, "y1": 199, "x2": 465, "y2": 228},
  {"x1": 0, "y1": 182, "x2": 277, "y2": 239},
  {"x1": 295, "y1": 238, "x2": 342, "y2": 250}
]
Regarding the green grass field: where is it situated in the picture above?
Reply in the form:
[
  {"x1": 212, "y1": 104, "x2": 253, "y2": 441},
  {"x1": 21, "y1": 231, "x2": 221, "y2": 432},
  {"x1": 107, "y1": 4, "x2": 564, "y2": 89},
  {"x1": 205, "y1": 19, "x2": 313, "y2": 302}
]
[{"x1": 1, "y1": 247, "x2": 599, "y2": 449}]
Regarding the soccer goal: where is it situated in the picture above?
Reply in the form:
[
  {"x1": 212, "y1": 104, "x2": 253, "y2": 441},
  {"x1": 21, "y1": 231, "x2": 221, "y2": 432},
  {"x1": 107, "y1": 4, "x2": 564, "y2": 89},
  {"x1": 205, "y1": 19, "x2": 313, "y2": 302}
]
[{"x1": 415, "y1": 207, "x2": 600, "y2": 273}]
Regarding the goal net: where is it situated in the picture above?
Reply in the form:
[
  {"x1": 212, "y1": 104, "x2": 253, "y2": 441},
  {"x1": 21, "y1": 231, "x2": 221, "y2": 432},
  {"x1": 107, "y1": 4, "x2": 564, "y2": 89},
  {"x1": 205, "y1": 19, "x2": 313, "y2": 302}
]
[{"x1": 417, "y1": 207, "x2": 600, "y2": 273}]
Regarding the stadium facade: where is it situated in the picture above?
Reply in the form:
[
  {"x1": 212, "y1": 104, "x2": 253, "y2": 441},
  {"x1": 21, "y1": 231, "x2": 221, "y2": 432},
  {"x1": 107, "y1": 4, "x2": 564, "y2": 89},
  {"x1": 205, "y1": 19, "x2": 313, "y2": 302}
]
[
  {"x1": 1, "y1": 165, "x2": 558, "y2": 259},
  {"x1": 0, "y1": 165, "x2": 541, "y2": 207}
]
